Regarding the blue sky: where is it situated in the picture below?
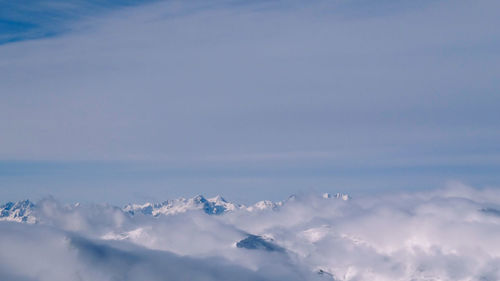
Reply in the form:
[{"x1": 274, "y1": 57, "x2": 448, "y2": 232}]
[
  {"x1": 0, "y1": 0, "x2": 161, "y2": 43},
  {"x1": 1, "y1": 0, "x2": 499, "y2": 204}
]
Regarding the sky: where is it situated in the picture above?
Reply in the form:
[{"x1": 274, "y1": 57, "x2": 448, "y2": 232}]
[{"x1": 1, "y1": 0, "x2": 500, "y2": 204}]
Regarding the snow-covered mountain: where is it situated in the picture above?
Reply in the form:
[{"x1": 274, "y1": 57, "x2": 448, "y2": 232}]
[
  {"x1": 322, "y1": 192, "x2": 351, "y2": 201},
  {"x1": 123, "y1": 192, "x2": 350, "y2": 217},
  {"x1": 245, "y1": 200, "x2": 283, "y2": 211},
  {"x1": 0, "y1": 192, "x2": 351, "y2": 223},
  {"x1": 0, "y1": 200, "x2": 36, "y2": 223},
  {"x1": 123, "y1": 195, "x2": 241, "y2": 216}
]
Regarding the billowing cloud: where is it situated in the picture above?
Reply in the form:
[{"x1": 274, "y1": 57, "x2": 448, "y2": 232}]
[{"x1": 2, "y1": 184, "x2": 500, "y2": 280}]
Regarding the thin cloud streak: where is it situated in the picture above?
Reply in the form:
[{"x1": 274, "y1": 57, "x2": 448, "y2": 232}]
[{"x1": 0, "y1": 0, "x2": 499, "y2": 200}]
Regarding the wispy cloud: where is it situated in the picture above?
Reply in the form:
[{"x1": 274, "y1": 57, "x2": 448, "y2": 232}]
[
  {"x1": 0, "y1": 0, "x2": 162, "y2": 43},
  {"x1": 1, "y1": 0, "x2": 499, "y2": 201}
]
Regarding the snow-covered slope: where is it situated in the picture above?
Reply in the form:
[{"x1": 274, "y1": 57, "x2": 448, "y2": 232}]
[
  {"x1": 322, "y1": 192, "x2": 351, "y2": 200},
  {"x1": 0, "y1": 192, "x2": 351, "y2": 223},
  {"x1": 123, "y1": 195, "x2": 241, "y2": 216},
  {"x1": 0, "y1": 200, "x2": 36, "y2": 223},
  {"x1": 245, "y1": 200, "x2": 283, "y2": 211},
  {"x1": 123, "y1": 193, "x2": 350, "y2": 217}
]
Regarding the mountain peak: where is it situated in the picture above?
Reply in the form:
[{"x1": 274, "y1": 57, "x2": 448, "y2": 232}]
[
  {"x1": 322, "y1": 193, "x2": 350, "y2": 201},
  {"x1": 2, "y1": 192, "x2": 352, "y2": 222},
  {"x1": 192, "y1": 195, "x2": 207, "y2": 203},
  {"x1": 208, "y1": 195, "x2": 227, "y2": 203},
  {"x1": 0, "y1": 199, "x2": 36, "y2": 223}
]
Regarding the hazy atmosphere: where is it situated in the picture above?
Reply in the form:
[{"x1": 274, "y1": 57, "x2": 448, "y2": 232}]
[
  {"x1": 1, "y1": 1, "x2": 500, "y2": 280},
  {"x1": 2, "y1": 0, "x2": 499, "y2": 204}
]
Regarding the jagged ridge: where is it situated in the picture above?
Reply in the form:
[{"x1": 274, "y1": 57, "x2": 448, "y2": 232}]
[
  {"x1": 0, "y1": 200, "x2": 36, "y2": 223},
  {"x1": 0, "y1": 192, "x2": 351, "y2": 223}
]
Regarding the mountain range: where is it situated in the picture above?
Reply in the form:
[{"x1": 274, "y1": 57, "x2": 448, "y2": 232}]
[{"x1": 0, "y1": 193, "x2": 350, "y2": 224}]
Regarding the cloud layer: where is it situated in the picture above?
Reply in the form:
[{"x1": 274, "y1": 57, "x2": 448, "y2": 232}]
[{"x1": 2, "y1": 184, "x2": 500, "y2": 280}]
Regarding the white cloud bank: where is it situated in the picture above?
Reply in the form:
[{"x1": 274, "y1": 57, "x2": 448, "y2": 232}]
[{"x1": 2, "y1": 183, "x2": 500, "y2": 280}]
